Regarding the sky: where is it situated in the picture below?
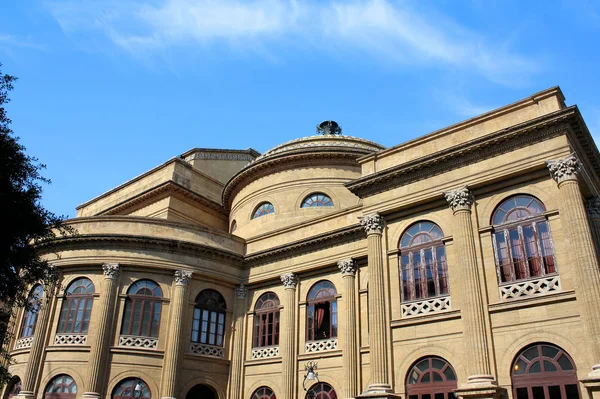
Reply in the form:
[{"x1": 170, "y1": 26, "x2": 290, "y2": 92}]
[{"x1": 1, "y1": 0, "x2": 600, "y2": 218}]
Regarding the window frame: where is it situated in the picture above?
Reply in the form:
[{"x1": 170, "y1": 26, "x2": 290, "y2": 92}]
[
  {"x1": 301, "y1": 193, "x2": 334, "y2": 208},
  {"x1": 44, "y1": 374, "x2": 77, "y2": 399},
  {"x1": 491, "y1": 196, "x2": 558, "y2": 285},
  {"x1": 406, "y1": 357, "x2": 457, "y2": 399},
  {"x1": 253, "y1": 293, "x2": 280, "y2": 348},
  {"x1": 20, "y1": 285, "x2": 43, "y2": 338},
  {"x1": 120, "y1": 280, "x2": 162, "y2": 338},
  {"x1": 252, "y1": 202, "x2": 275, "y2": 219},
  {"x1": 57, "y1": 278, "x2": 95, "y2": 334},
  {"x1": 251, "y1": 386, "x2": 277, "y2": 399},
  {"x1": 192, "y1": 289, "x2": 227, "y2": 347},
  {"x1": 306, "y1": 281, "x2": 338, "y2": 342},
  {"x1": 112, "y1": 378, "x2": 151, "y2": 399}
]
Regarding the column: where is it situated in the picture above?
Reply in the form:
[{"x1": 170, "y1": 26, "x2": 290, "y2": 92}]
[
  {"x1": 547, "y1": 155, "x2": 600, "y2": 376},
  {"x1": 83, "y1": 263, "x2": 121, "y2": 399},
  {"x1": 160, "y1": 270, "x2": 193, "y2": 399},
  {"x1": 359, "y1": 213, "x2": 393, "y2": 394},
  {"x1": 338, "y1": 259, "x2": 358, "y2": 399},
  {"x1": 280, "y1": 273, "x2": 297, "y2": 399},
  {"x1": 17, "y1": 282, "x2": 56, "y2": 399},
  {"x1": 444, "y1": 188, "x2": 498, "y2": 391},
  {"x1": 228, "y1": 284, "x2": 248, "y2": 399}
]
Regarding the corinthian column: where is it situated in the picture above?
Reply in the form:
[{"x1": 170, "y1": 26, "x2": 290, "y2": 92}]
[
  {"x1": 444, "y1": 188, "x2": 496, "y2": 388},
  {"x1": 359, "y1": 213, "x2": 392, "y2": 394},
  {"x1": 338, "y1": 259, "x2": 358, "y2": 399},
  {"x1": 547, "y1": 154, "x2": 600, "y2": 376},
  {"x1": 17, "y1": 282, "x2": 57, "y2": 399},
  {"x1": 280, "y1": 273, "x2": 298, "y2": 399},
  {"x1": 228, "y1": 284, "x2": 248, "y2": 399},
  {"x1": 83, "y1": 264, "x2": 121, "y2": 399},
  {"x1": 160, "y1": 270, "x2": 193, "y2": 399}
]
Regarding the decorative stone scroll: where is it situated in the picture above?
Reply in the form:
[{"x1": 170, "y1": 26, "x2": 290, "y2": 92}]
[
  {"x1": 338, "y1": 259, "x2": 357, "y2": 276},
  {"x1": 546, "y1": 153, "x2": 581, "y2": 184},
  {"x1": 401, "y1": 296, "x2": 451, "y2": 318},
  {"x1": 54, "y1": 334, "x2": 87, "y2": 345},
  {"x1": 118, "y1": 335, "x2": 158, "y2": 349},
  {"x1": 14, "y1": 337, "x2": 33, "y2": 350},
  {"x1": 174, "y1": 270, "x2": 193, "y2": 286},
  {"x1": 102, "y1": 263, "x2": 121, "y2": 279},
  {"x1": 189, "y1": 342, "x2": 224, "y2": 358},
  {"x1": 280, "y1": 273, "x2": 298, "y2": 289},
  {"x1": 235, "y1": 284, "x2": 248, "y2": 299},
  {"x1": 499, "y1": 275, "x2": 561, "y2": 300},
  {"x1": 251, "y1": 346, "x2": 279, "y2": 359},
  {"x1": 305, "y1": 338, "x2": 338, "y2": 353},
  {"x1": 586, "y1": 197, "x2": 600, "y2": 218},
  {"x1": 359, "y1": 213, "x2": 384, "y2": 235},
  {"x1": 444, "y1": 187, "x2": 473, "y2": 212}
]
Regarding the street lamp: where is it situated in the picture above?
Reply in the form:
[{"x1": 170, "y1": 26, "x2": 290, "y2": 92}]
[
  {"x1": 133, "y1": 378, "x2": 143, "y2": 398},
  {"x1": 303, "y1": 361, "x2": 319, "y2": 399}
]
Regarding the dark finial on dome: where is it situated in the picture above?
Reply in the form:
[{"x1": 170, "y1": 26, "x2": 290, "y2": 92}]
[{"x1": 316, "y1": 120, "x2": 342, "y2": 135}]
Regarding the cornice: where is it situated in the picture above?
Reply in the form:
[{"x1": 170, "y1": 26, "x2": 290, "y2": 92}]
[
  {"x1": 244, "y1": 224, "x2": 365, "y2": 267},
  {"x1": 346, "y1": 107, "x2": 578, "y2": 198},
  {"x1": 222, "y1": 149, "x2": 368, "y2": 208},
  {"x1": 37, "y1": 234, "x2": 244, "y2": 265},
  {"x1": 99, "y1": 180, "x2": 227, "y2": 217}
]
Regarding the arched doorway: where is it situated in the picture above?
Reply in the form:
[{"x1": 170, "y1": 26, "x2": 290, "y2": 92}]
[
  {"x1": 512, "y1": 343, "x2": 580, "y2": 399},
  {"x1": 406, "y1": 356, "x2": 457, "y2": 399},
  {"x1": 185, "y1": 384, "x2": 217, "y2": 399}
]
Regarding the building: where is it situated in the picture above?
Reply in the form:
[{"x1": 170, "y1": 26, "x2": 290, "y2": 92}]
[{"x1": 3, "y1": 87, "x2": 600, "y2": 399}]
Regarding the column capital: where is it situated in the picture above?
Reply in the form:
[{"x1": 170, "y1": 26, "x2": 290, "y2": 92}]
[
  {"x1": 174, "y1": 270, "x2": 193, "y2": 286},
  {"x1": 280, "y1": 273, "x2": 298, "y2": 289},
  {"x1": 546, "y1": 153, "x2": 581, "y2": 184},
  {"x1": 444, "y1": 187, "x2": 473, "y2": 212},
  {"x1": 360, "y1": 213, "x2": 384, "y2": 235},
  {"x1": 586, "y1": 197, "x2": 600, "y2": 218},
  {"x1": 235, "y1": 284, "x2": 248, "y2": 299},
  {"x1": 102, "y1": 263, "x2": 121, "y2": 279},
  {"x1": 338, "y1": 259, "x2": 357, "y2": 276}
]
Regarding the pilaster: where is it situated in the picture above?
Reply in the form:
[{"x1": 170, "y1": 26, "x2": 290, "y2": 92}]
[
  {"x1": 228, "y1": 284, "x2": 248, "y2": 399},
  {"x1": 338, "y1": 259, "x2": 358, "y2": 399}
]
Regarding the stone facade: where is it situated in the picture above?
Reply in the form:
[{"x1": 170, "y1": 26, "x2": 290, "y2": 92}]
[{"x1": 3, "y1": 87, "x2": 600, "y2": 399}]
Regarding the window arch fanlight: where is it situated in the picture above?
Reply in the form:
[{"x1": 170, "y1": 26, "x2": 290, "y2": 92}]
[
  {"x1": 511, "y1": 343, "x2": 580, "y2": 399},
  {"x1": 252, "y1": 202, "x2": 275, "y2": 219},
  {"x1": 306, "y1": 382, "x2": 337, "y2": 399},
  {"x1": 57, "y1": 277, "x2": 95, "y2": 334},
  {"x1": 253, "y1": 292, "x2": 280, "y2": 348},
  {"x1": 252, "y1": 386, "x2": 277, "y2": 399},
  {"x1": 44, "y1": 374, "x2": 77, "y2": 399},
  {"x1": 301, "y1": 193, "x2": 333, "y2": 208},
  {"x1": 192, "y1": 289, "x2": 227, "y2": 347},
  {"x1": 306, "y1": 281, "x2": 337, "y2": 342},
  {"x1": 399, "y1": 221, "x2": 449, "y2": 302},
  {"x1": 120, "y1": 280, "x2": 162, "y2": 338},
  {"x1": 406, "y1": 357, "x2": 457, "y2": 399},
  {"x1": 112, "y1": 378, "x2": 151, "y2": 399},
  {"x1": 20, "y1": 284, "x2": 43, "y2": 338},
  {"x1": 491, "y1": 195, "x2": 557, "y2": 284}
]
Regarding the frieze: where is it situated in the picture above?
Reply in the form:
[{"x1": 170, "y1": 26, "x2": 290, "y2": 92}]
[{"x1": 546, "y1": 153, "x2": 581, "y2": 184}]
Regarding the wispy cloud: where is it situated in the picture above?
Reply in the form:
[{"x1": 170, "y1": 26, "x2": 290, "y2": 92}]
[
  {"x1": 47, "y1": 0, "x2": 539, "y2": 84},
  {"x1": 0, "y1": 34, "x2": 46, "y2": 51},
  {"x1": 435, "y1": 89, "x2": 497, "y2": 119}
]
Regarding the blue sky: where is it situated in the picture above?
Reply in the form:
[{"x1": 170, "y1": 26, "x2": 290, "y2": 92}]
[{"x1": 2, "y1": 0, "x2": 600, "y2": 218}]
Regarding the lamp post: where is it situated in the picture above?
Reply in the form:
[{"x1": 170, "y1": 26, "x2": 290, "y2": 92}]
[{"x1": 303, "y1": 361, "x2": 319, "y2": 399}]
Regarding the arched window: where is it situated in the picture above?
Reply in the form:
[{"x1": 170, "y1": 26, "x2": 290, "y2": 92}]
[
  {"x1": 252, "y1": 202, "x2": 275, "y2": 219},
  {"x1": 20, "y1": 285, "x2": 43, "y2": 338},
  {"x1": 253, "y1": 292, "x2": 280, "y2": 348},
  {"x1": 6, "y1": 376, "x2": 21, "y2": 399},
  {"x1": 406, "y1": 357, "x2": 457, "y2": 399},
  {"x1": 301, "y1": 193, "x2": 333, "y2": 208},
  {"x1": 492, "y1": 195, "x2": 557, "y2": 283},
  {"x1": 120, "y1": 280, "x2": 162, "y2": 338},
  {"x1": 112, "y1": 378, "x2": 151, "y2": 399},
  {"x1": 57, "y1": 278, "x2": 94, "y2": 334},
  {"x1": 399, "y1": 222, "x2": 448, "y2": 301},
  {"x1": 252, "y1": 386, "x2": 277, "y2": 399},
  {"x1": 44, "y1": 375, "x2": 77, "y2": 399},
  {"x1": 192, "y1": 289, "x2": 226, "y2": 347},
  {"x1": 306, "y1": 383, "x2": 337, "y2": 399},
  {"x1": 230, "y1": 220, "x2": 237, "y2": 233},
  {"x1": 512, "y1": 343, "x2": 580, "y2": 399},
  {"x1": 307, "y1": 281, "x2": 337, "y2": 341}
]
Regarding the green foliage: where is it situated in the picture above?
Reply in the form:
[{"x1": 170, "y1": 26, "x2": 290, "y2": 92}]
[{"x1": 0, "y1": 63, "x2": 73, "y2": 386}]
